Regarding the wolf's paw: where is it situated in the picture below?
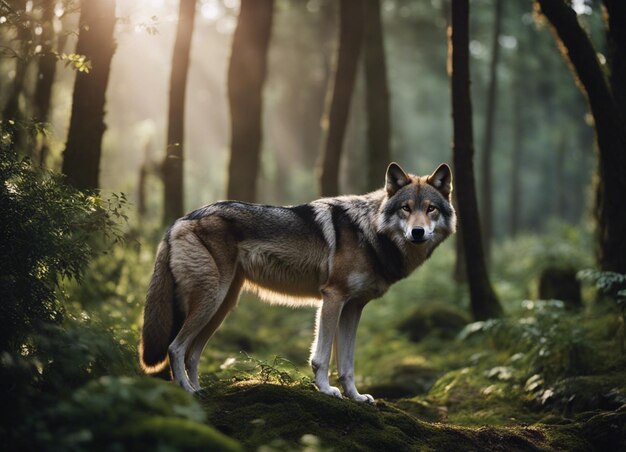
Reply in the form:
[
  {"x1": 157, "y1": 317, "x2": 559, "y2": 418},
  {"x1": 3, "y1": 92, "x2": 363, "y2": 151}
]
[
  {"x1": 351, "y1": 393, "x2": 375, "y2": 404},
  {"x1": 319, "y1": 385, "x2": 343, "y2": 399}
]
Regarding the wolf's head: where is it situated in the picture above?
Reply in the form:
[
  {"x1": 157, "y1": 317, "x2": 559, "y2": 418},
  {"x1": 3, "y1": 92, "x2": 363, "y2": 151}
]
[{"x1": 378, "y1": 162, "x2": 456, "y2": 247}]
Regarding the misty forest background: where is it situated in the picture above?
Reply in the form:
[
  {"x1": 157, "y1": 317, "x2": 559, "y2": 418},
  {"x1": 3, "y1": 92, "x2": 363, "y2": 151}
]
[{"x1": 1, "y1": 0, "x2": 626, "y2": 450}]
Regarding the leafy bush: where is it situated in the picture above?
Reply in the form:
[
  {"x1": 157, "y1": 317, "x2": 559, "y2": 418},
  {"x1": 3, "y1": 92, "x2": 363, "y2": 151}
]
[
  {"x1": 0, "y1": 125, "x2": 125, "y2": 353},
  {"x1": 459, "y1": 300, "x2": 599, "y2": 382},
  {"x1": 19, "y1": 376, "x2": 241, "y2": 451}
]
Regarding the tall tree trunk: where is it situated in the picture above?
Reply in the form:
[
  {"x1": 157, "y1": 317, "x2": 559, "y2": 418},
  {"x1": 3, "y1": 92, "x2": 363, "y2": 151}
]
[
  {"x1": 226, "y1": 0, "x2": 274, "y2": 202},
  {"x1": 452, "y1": 194, "x2": 467, "y2": 283},
  {"x1": 479, "y1": 0, "x2": 503, "y2": 260},
  {"x1": 602, "y1": 0, "x2": 626, "y2": 122},
  {"x1": 162, "y1": 0, "x2": 196, "y2": 225},
  {"x1": 509, "y1": 74, "x2": 523, "y2": 237},
  {"x1": 2, "y1": 0, "x2": 29, "y2": 123},
  {"x1": 363, "y1": 0, "x2": 390, "y2": 192},
  {"x1": 449, "y1": 0, "x2": 503, "y2": 320},
  {"x1": 317, "y1": 0, "x2": 365, "y2": 197},
  {"x1": 33, "y1": 0, "x2": 58, "y2": 165},
  {"x1": 536, "y1": 0, "x2": 626, "y2": 274},
  {"x1": 61, "y1": 0, "x2": 116, "y2": 190}
]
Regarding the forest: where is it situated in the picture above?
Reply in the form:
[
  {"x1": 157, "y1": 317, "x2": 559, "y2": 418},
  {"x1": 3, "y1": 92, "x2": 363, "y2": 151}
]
[{"x1": 1, "y1": 0, "x2": 625, "y2": 450}]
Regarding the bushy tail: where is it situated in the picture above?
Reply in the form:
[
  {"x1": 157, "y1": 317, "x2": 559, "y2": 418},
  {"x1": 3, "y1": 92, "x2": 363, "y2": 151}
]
[{"x1": 140, "y1": 240, "x2": 181, "y2": 373}]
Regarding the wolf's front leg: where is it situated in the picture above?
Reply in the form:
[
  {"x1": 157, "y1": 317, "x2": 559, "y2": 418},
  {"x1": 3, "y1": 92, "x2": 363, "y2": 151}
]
[
  {"x1": 310, "y1": 296, "x2": 345, "y2": 398},
  {"x1": 336, "y1": 301, "x2": 374, "y2": 403}
]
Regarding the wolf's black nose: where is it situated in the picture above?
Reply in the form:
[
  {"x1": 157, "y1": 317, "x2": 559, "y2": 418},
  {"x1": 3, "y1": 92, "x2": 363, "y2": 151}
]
[{"x1": 411, "y1": 227, "x2": 425, "y2": 241}]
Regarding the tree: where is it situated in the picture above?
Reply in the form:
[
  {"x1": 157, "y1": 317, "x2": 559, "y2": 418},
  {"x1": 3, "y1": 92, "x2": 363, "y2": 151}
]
[
  {"x1": 479, "y1": 0, "x2": 503, "y2": 259},
  {"x1": 317, "y1": 0, "x2": 365, "y2": 197},
  {"x1": 226, "y1": 0, "x2": 274, "y2": 202},
  {"x1": 61, "y1": 0, "x2": 117, "y2": 190},
  {"x1": 2, "y1": 0, "x2": 29, "y2": 123},
  {"x1": 363, "y1": 0, "x2": 391, "y2": 192},
  {"x1": 449, "y1": 0, "x2": 503, "y2": 320},
  {"x1": 509, "y1": 70, "x2": 524, "y2": 237},
  {"x1": 33, "y1": 0, "x2": 58, "y2": 165},
  {"x1": 162, "y1": 0, "x2": 196, "y2": 225},
  {"x1": 535, "y1": 0, "x2": 626, "y2": 274}
]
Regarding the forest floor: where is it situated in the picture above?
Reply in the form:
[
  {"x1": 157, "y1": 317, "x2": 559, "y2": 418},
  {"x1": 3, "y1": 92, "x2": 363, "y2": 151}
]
[
  {"x1": 197, "y1": 379, "x2": 625, "y2": 451},
  {"x1": 7, "y1": 225, "x2": 626, "y2": 451},
  {"x1": 193, "y1": 309, "x2": 626, "y2": 451}
]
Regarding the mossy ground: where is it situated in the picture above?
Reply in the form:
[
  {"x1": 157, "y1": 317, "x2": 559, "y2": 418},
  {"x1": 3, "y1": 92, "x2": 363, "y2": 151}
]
[{"x1": 195, "y1": 379, "x2": 604, "y2": 451}]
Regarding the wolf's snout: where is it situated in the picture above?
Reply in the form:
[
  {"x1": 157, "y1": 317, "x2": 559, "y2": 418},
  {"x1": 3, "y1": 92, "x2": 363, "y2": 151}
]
[{"x1": 411, "y1": 227, "x2": 426, "y2": 242}]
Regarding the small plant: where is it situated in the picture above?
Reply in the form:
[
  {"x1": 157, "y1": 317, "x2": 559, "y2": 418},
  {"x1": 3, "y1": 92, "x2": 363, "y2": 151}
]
[{"x1": 225, "y1": 352, "x2": 313, "y2": 388}]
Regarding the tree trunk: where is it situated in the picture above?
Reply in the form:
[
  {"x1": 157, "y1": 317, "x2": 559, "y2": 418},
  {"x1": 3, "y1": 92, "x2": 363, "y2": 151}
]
[
  {"x1": 509, "y1": 74, "x2": 523, "y2": 237},
  {"x1": 162, "y1": 0, "x2": 196, "y2": 225},
  {"x1": 536, "y1": 0, "x2": 626, "y2": 274},
  {"x1": 2, "y1": 0, "x2": 29, "y2": 123},
  {"x1": 61, "y1": 0, "x2": 116, "y2": 190},
  {"x1": 317, "y1": 0, "x2": 365, "y2": 197},
  {"x1": 479, "y1": 0, "x2": 503, "y2": 260},
  {"x1": 449, "y1": 0, "x2": 503, "y2": 320},
  {"x1": 363, "y1": 0, "x2": 391, "y2": 192},
  {"x1": 226, "y1": 0, "x2": 274, "y2": 202},
  {"x1": 452, "y1": 194, "x2": 467, "y2": 283},
  {"x1": 33, "y1": 0, "x2": 58, "y2": 165}
]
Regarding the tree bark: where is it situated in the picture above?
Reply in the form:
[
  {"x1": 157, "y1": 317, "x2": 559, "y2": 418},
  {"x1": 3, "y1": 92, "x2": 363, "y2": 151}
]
[
  {"x1": 509, "y1": 74, "x2": 523, "y2": 237},
  {"x1": 449, "y1": 0, "x2": 503, "y2": 320},
  {"x1": 317, "y1": 0, "x2": 365, "y2": 197},
  {"x1": 363, "y1": 0, "x2": 391, "y2": 192},
  {"x1": 226, "y1": 0, "x2": 274, "y2": 202},
  {"x1": 162, "y1": 0, "x2": 196, "y2": 225},
  {"x1": 61, "y1": 0, "x2": 117, "y2": 190},
  {"x1": 479, "y1": 0, "x2": 503, "y2": 259},
  {"x1": 536, "y1": 0, "x2": 626, "y2": 274},
  {"x1": 33, "y1": 0, "x2": 58, "y2": 165},
  {"x1": 2, "y1": 0, "x2": 29, "y2": 123}
]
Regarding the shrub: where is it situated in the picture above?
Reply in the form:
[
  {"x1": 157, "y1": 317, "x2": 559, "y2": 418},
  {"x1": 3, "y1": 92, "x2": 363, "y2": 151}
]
[{"x1": 0, "y1": 123, "x2": 125, "y2": 353}]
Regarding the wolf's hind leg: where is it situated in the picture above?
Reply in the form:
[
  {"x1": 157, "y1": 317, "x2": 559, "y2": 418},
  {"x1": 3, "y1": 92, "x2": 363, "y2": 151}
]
[
  {"x1": 310, "y1": 293, "x2": 345, "y2": 398},
  {"x1": 168, "y1": 231, "x2": 235, "y2": 392},
  {"x1": 336, "y1": 301, "x2": 374, "y2": 403},
  {"x1": 185, "y1": 270, "x2": 244, "y2": 390}
]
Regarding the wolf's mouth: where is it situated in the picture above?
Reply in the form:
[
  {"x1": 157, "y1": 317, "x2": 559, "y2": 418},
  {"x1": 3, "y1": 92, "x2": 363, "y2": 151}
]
[{"x1": 410, "y1": 238, "x2": 429, "y2": 244}]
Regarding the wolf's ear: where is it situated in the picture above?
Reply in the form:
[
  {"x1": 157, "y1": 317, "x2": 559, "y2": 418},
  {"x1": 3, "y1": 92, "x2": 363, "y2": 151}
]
[
  {"x1": 427, "y1": 163, "x2": 452, "y2": 199},
  {"x1": 385, "y1": 162, "x2": 411, "y2": 196}
]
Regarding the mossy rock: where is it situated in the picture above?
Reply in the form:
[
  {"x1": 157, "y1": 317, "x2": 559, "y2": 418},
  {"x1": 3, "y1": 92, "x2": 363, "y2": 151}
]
[
  {"x1": 539, "y1": 372, "x2": 626, "y2": 415},
  {"x1": 197, "y1": 380, "x2": 590, "y2": 451},
  {"x1": 398, "y1": 304, "x2": 470, "y2": 342}
]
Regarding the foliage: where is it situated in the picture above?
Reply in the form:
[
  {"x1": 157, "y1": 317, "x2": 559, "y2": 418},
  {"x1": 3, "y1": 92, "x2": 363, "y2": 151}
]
[
  {"x1": 57, "y1": 52, "x2": 92, "y2": 73},
  {"x1": 13, "y1": 376, "x2": 241, "y2": 451},
  {"x1": 578, "y1": 269, "x2": 626, "y2": 304},
  {"x1": 219, "y1": 352, "x2": 314, "y2": 389},
  {"x1": 459, "y1": 300, "x2": 599, "y2": 383},
  {"x1": 0, "y1": 122, "x2": 125, "y2": 353}
]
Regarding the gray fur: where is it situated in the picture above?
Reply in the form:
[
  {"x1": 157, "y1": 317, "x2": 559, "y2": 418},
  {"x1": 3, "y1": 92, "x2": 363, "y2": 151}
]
[{"x1": 140, "y1": 163, "x2": 456, "y2": 398}]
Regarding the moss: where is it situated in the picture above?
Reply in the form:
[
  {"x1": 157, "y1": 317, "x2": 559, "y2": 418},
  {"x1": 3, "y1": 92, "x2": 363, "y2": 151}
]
[
  {"x1": 197, "y1": 380, "x2": 588, "y2": 451},
  {"x1": 539, "y1": 372, "x2": 626, "y2": 414},
  {"x1": 119, "y1": 416, "x2": 243, "y2": 451}
]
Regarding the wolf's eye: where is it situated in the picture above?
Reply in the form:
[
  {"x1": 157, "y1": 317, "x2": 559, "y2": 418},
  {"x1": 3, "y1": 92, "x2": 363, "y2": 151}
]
[
  {"x1": 401, "y1": 205, "x2": 411, "y2": 213},
  {"x1": 427, "y1": 205, "x2": 438, "y2": 213}
]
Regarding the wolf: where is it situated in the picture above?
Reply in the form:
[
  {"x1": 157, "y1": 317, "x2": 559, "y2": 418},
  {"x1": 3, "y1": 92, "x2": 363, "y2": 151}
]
[{"x1": 140, "y1": 162, "x2": 456, "y2": 401}]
